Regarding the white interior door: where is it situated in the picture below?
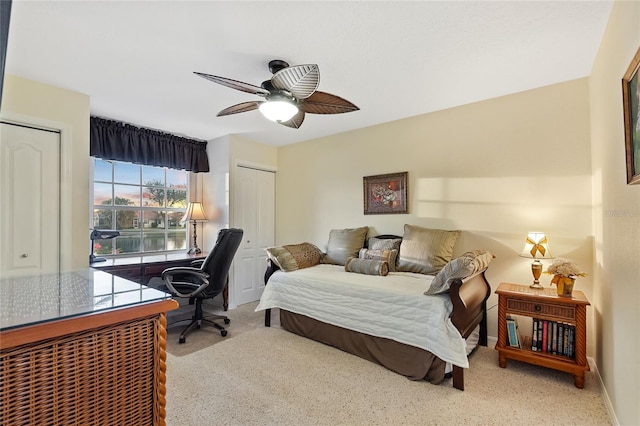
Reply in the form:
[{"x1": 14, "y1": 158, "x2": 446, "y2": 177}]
[
  {"x1": 0, "y1": 122, "x2": 60, "y2": 278},
  {"x1": 232, "y1": 165, "x2": 274, "y2": 306}
]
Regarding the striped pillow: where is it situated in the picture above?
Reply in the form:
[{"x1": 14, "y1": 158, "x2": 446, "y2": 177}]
[
  {"x1": 424, "y1": 250, "x2": 494, "y2": 295},
  {"x1": 345, "y1": 257, "x2": 389, "y2": 276},
  {"x1": 358, "y1": 248, "x2": 398, "y2": 272}
]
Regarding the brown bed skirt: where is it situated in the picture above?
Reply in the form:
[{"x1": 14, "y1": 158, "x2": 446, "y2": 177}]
[{"x1": 279, "y1": 310, "x2": 447, "y2": 385}]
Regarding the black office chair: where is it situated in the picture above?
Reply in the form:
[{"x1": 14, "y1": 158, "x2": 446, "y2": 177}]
[{"x1": 155, "y1": 228, "x2": 243, "y2": 344}]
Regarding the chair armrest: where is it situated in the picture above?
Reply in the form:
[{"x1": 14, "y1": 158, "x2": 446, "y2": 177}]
[
  {"x1": 161, "y1": 266, "x2": 211, "y2": 298},
  {"x1": 190, "y1": 259, "x2": 205, "y2": 267}
]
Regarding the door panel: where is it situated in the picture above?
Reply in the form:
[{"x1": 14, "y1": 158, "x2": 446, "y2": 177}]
[
  {"x1": 232, "y1": 166, "x2": 274, "y2": 306},
  {"x1": 0, "y1": 123, "x2": 60, "y2": 277}
]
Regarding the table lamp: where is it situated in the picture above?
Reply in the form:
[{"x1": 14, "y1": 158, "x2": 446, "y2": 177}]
[
  {"x1": 182, "y1": 201, "x2": 208, "y2": 254},
  {"x1": 519, "y1": 231, "x2": 553, "y2": 289},
  {"x1": 89, "y1": 229, "x2": 120, "y2": 263}
]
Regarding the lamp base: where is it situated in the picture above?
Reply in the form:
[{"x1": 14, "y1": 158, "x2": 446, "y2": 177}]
[
  {"x1": 90, "y1": 254, "x2": 107, "y2": 263},
  {"x1": 187, "y1": 246, "x2": 202, "y2": 255},
  {"x1": 529, "y1": 282, "x2": 544, "y2": 289}
]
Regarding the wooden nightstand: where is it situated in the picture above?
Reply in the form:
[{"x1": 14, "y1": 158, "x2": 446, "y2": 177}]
[{"x1": 495, "y1": 282, "x2": 590, "y2": 388}]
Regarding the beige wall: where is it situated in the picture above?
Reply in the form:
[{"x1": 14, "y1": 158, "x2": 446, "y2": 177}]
[
  {"x1": 201, "y1": 134, "x2": 277, "y2": 250},
  {"x1": 276, "y1": 78, "x2": 594, "y2": 350},
  {"x1": 277, "y1": 79, "x2": 593, "y2": 352},
  {"x1": 1, "y1": 74, "x2": 90, "y2": 270},
  {"x1": 589, "y1": 1, "x2": 640, "y2": 424}
]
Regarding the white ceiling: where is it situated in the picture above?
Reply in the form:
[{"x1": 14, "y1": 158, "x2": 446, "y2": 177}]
[{"x1": 4, "y1": 1, "x2": 613, "y2": 147}]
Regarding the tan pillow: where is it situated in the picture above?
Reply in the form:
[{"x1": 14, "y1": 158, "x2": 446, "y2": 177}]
[
  {"x1": 265, "y1": 242, "x2": 323, "y2": 272},
  {"x1": 321, "y1": 227, "x2": 368, "y2": 266},
  {"x1": 359, "y1": 248, "x2": 398, "y2": 272},
  {"x1": 397, "y1": 224, "x2": 461, "y2": 274},
  {"x1": 424, "y1": 250, "x2": 494, "y2": 295},
  {"x1": 345, "y1": 257, "x2": 389, "y2": 276}
]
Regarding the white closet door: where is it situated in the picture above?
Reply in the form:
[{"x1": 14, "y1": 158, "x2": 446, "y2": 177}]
[
  {"x1": 232, "y1": 166, "x2": 274, "y2": 306},
  {"x1": 0, "y1": 122, "x2": 60, "y2": 278}
]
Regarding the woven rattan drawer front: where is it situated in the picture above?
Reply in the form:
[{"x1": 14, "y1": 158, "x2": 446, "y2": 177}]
[
  {"x1": 0, "y1": 317, "x2": 158, "y2": 426},
  {"x1": 506, "y1": 298, "x2": 576, "y2": 321}
]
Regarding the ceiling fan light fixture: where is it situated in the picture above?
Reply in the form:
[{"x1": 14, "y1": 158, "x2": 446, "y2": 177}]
[{"x1": 259, "y1": 100, "x2": 298, "y2": 122}]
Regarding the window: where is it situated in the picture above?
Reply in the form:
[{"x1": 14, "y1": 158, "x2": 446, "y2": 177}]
[{"x1": 92, "y1": 159, "x2": 188, "y2": 256}]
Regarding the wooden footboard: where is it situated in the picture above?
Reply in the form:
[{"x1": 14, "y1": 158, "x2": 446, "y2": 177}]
[
  {"x1": 447, "y1": 268, "x2": 492, "y2": 390},
  {"x1": 262, "y1": 260, "x2": 492, "y2": 391}
]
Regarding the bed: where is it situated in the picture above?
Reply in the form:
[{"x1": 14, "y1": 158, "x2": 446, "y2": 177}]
[{"x1": 256, "y1": 228, "x2": 492, "y2": 391}]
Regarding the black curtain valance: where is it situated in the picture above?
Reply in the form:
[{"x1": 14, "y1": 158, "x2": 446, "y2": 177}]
[{"x1": 90, "y1": 116, "x2": 210, "y2": 173}]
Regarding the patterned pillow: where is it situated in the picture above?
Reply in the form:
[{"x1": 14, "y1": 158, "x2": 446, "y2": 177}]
[
  {"x1": 321, "y1": 227, "x2": 368, "y2": 266},
  {"x1": 345, "y1": 257, "x2": 389, "y2": 276},
  {"x1": 424, "y1": 250, "x2": 494, "y2": 295},
  {"x1": 397, "y1": 224, "x2": 461, "y2": 274},
  {"x1": 358, "y1": 248, "x2": 399, "y2": 272},
  {"x1": 265, "y1": 243, "x2": 323, "y2": 272},
  {"x1": 369, "y1": 237, "x2": 402, "y2": 252}
]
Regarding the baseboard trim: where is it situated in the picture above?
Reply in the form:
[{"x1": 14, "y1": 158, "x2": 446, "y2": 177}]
[
  {"x1": 486, "y1": 335, "x2": 497, "y2": 348},
  {"x1": 589, "y1": 357, "x2": 619, "y2": 425}
]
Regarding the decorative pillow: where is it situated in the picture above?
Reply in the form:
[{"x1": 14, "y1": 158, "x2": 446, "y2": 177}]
[
  {"x1": 345, "y1": 257, "x2": 389, "y2": 276},
  {"x1": 358, "y1": 248, "x2": 399, "y2": 272},
  {"x1": 397, "y1": 224, "x2": 461, "y2": 274},
  {"x1": 321, "y1": 227, "x2": 368, "y2": 266},
  {"x1": 265, "y1": 242, "x2": 323, "y2": 272},
  {"x1": 369, "y1": 237, "x2": 402, "y2": 252},
  {"x1": 424, "y1": 250, "x2": 495, "y2": 295}
]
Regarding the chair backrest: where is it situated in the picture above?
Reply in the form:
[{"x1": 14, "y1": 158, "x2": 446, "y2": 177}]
[{"x1": 199, "y1": 228, "x2": 244, "y2": 298}]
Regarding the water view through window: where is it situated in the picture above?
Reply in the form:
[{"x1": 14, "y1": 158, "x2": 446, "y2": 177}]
[{"x1": 92, "y1": 159, "x2": 188, "y2": 256}]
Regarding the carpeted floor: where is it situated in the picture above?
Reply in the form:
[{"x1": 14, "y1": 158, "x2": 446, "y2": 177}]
[
  {"x1": 165, "y1": 300, "x2": 270, "y2": 357},
  {"x1": 164, "y1": 304, "x2": 612, "y2": 426}
]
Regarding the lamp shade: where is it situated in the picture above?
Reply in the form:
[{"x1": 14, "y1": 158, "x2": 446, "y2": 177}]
[
  {"x1": 181, "y1": 202, "x2": 208, "y2": 223},
  {"x1": 259, "y1": 100, "x2": 298, "y2": 122},
  {"x1": 519, "y1": 231, "x2": 553, "y2": 259}
]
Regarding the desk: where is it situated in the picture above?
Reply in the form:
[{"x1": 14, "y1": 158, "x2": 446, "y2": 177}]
[
  {"x1": 0, "y1": 270, "x2": 179, "y2": 425},
  {"x1": 91, "y1": 252, "x2": 229, "y2": 311}
]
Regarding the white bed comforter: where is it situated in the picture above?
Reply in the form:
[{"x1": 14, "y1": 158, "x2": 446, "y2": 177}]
[{"x1": 255, "y1": 264, "x2": 469, "y2": 368}]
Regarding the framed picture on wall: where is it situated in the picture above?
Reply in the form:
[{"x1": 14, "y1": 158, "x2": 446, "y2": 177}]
[
  {"x1": 363, "y1": 171, "x2": 408, "y2": 215},
  {"x1": 622, "y1": 47, "x2": 640, "y2": 185}
]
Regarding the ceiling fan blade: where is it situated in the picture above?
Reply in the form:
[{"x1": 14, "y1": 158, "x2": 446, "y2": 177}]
[
  {"x1": 300, "y1": 91, "x2": 359, "y2": 114},
  {"x1": 194, "y1": 72, "x2": 270, "y2": 96},
  {"x1": 278, "y1": 110, "x2": 306, "y2": 129},
  {"x1": 217, "y1": 101, "x2": 262, "y2": 117},
  {"x1": 271, "y1": 64, "x2": 319, "y2": 99}
]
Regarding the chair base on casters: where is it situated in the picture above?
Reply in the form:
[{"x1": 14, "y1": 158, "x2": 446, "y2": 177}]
[{"x1": 175, "y1": 298, "x2": 231, "y2": 344}]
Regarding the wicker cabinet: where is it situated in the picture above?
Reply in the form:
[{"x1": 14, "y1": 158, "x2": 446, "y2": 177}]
[
  {"x1": 495, "y1": 282, "x2": 590, "y2": 388},
  {"x1": 0, "y1": 271, "x2": 179, "y2": 425}
]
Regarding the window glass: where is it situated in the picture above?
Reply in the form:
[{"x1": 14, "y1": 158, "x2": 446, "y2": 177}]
[
  {"x1": 143, "y1": 186, "x2": 164, "y2": 207},
  {"x1": 167, "y1": 168, "x2": 187, "y2": 187},
  {"x1": 92, "y1": 159, "x2": 188, "y2": 256},
  {"x1": 93, "y1": 209, "x2": 113, "y2": 229},
  {"x1": 115, "y1": 209, "x2": 140, "y2": 230},
  {"x1": 114, "y1": 162, "x2": 140, "y2": 185},
  {"x1": 114, "y1": 184, "x2": 140, "y2": 207},
  {"x1": 94, "y1": 159, "x2": 113, "y2": 182},
  {"x1": 115, "y1": 234, "x2": 141, "y2": 254},
  {"x1": 94, "y1": 183, "x2": 112, "y2": 206},
  {"x1": 142, "y1": 166, "x2": 165, "y2": 186}
]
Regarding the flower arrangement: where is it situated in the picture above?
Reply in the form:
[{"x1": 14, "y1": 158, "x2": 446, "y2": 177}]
[{"x1": 545, "y1": 258, "x2": 587, "y2": 278}]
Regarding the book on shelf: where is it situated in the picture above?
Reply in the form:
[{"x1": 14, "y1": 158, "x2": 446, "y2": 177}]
[
  {"x1": 528, "y1": 318, "x2": 576, "y2": 359},
  {"x1": 506, "y1": 315, "x2": 520, "y2": 348}
]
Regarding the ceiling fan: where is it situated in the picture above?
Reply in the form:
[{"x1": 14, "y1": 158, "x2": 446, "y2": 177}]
[{"x1": 194, "y1": 59, "x2": 359, "y2": 129}]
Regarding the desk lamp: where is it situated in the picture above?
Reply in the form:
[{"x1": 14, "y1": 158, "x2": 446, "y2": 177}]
[
  {"x1": 89, "y1": 229, "x2": 120, "y2": 263},
  {"x1": 181, "y1": 202, "x2": 208, "y2": 254},
  {"x1": 519, "y1": 231, "x2": 553, "y2": 289}
]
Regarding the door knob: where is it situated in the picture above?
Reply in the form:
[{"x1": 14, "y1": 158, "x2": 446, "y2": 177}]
[{"x1": 21, "y1": 253, "x2": 28, "y2": 258}]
